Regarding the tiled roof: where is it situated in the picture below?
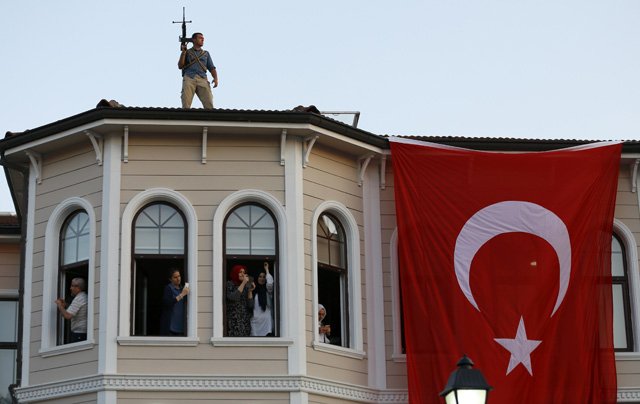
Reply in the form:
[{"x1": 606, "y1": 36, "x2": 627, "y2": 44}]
[
  {"x1": 1, "y1": 101, "x2": 387, "y2": 150},
  {"x1": 388, "y1": 134, "x2": 640, "y2": 144},
  {"x1": 0, "y1": 214, "x2": 19, "y2": 227}
]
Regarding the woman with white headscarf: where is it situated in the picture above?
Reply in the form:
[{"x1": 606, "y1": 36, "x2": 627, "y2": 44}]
[{"x1": 318, "y1": 304, "x2": 331, "y2": 343}]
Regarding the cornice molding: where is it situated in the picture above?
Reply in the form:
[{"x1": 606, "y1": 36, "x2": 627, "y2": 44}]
[
  {"x1": 15, "y1": 374, "x2": 410, "y2": 403},
  {"x1": 15, "y1": 373, "x2": 638, "y2": 403},
  {"x1": 619, "y1": 387, "x2": 640, "y2": 402}
]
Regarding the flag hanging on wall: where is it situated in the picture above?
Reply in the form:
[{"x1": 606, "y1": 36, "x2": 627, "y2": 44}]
[{"x1": 389, "y1": 137, "x2": 620, "y2": 404}]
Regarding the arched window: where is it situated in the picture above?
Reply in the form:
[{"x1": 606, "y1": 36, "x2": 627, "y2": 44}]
[
  {"x1": 223, "y1": 203, "x2": 278, "y2": 337},
  {"x1": 317, "y1": 213, "x2": 349, "y2": 347},
  {"x1": 131, "y1": 203, "x2": 187, "y2": 336},
  {"x1": 613, "y1": 233, "x2": 634, "y2": 351},
  {"x1": 58, "y1": 211, "x2": 89, "y2": 345}
]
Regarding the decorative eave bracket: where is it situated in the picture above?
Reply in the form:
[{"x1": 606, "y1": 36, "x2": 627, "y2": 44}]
[
  {"x1": 25, "y1": 150, "x2": 42, "y2": 185},
  {"x1": 201, "y1": 127, "x2": 208, "y2": 164},
  {"x1": 379, "y1": 155, "x2": 387, "y2": 190},
  {"x1": 123, "y1": 125, "x2": 129, "y2": 163},
  {"x1": 303, "y1": 135, "x2": 319, "y2": 168},
  {"x1": 631, "y1": 159, "x2": 640, "y2": 193},
  {"x1": 84, "y1": 130, "x2": 104, "y2": 166},
  {"x1": 358, "y1": 153, "x2": 374, "y2": 186},
  {"x1": 280, "y1": 129, "x2": 287, "y2": 166}
]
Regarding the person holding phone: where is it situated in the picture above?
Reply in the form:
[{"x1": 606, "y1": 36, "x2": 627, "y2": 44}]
[
  {"x1": 318, "y1": 304, "x2": 331, "y2": 343},
  {"x1": 250, "y1": 262, "x2": 274, "y2": 336},
  {"x1": 226, "y1": 265, "x2": 254, "y2": 337},
  {"x1": 160, "y1": 268, "x2": 189, "y2": 336}
]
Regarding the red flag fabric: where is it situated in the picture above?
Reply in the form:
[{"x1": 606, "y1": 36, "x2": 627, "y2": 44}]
[{"x1": 390, "y1": 138, "x2": 620, "y2": 404}]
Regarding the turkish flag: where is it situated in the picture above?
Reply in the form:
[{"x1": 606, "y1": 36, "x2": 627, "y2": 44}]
[{"x1": 390, "y1": 138, "x2": 620, "y2": 404}]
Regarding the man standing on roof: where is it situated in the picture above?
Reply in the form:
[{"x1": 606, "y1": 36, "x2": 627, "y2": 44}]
[{"x1": 178, "y1": 32, "x2": 218, "y2": 109}]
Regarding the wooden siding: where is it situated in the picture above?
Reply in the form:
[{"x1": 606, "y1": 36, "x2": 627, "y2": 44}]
[
  {"x1": 0, "y1": 244, "x2": 20, "y2": 290},
  {"x1": 302, "y1": 143, "x2": 369, "y2": 386},
  {"x1": 117, "y1": 391, "x2": 290, "y2": 403},
  {"x1": 118, "y1": 132, "x2": 287, "y2": 375},
  {"x1": 29, "y1": 142, "x2": 101, "y2": 385},
  {"x1": 379, "y1": 158, "x2": 407, "y2": 389}
]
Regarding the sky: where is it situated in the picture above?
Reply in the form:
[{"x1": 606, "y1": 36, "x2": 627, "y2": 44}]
[{"x1": 1, "y1": 0, "x2": 639, "y2": 213}]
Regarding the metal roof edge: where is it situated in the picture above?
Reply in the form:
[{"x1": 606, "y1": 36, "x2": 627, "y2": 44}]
[{"x1": 0, "y1": 107, "x2": 389, "y2": 151}]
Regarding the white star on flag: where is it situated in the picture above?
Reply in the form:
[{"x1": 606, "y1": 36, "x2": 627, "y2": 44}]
[{"x1": 494, "y1": 316, "x2": 542, "y2": 376}]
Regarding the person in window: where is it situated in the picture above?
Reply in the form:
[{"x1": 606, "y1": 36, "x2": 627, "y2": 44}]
[
  {"x1": 160, "y1": 269, "x2": 190, "y2": 336},
  {"x1": 250, "y1": 262, "x2": 274, "y2": 336},
  {"x1": 226, "y1": 265, "x2": 254, "y2": 337},
  {"x1": 55, "y1": 278, "x2": 88, "y2": 343},
  {"x1": 318, "y1": 304, "x2": 331, "y2": 343}
]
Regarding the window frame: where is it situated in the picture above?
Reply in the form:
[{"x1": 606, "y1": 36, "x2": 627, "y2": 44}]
[
  {"x1": 211, "y1": 190, "x2": 292, "y2": 347},
  {"x1": 117, "y1": 189, "x2": 199, "y2": 346},
  {"x1": 222, "y1": 202, "x2": 279, "y2": 337},
  {"x1": 0, "y1": 296, "x2": 18, "y2": 404},
  {"x1": 57, "y1": 210, "x2": 90, "y2": 345},
  {"x1": 613, "y1": 219, "x2": 640, "y2": 359},
  {"x1": 40, "y1": 198, "x2": 96, "y2": 356},
  {"x1": 316, "y1": 212, "x2": 350, "y2": 347},
  {"x1": 130, "y1": 202, "x2": 188, "y2": 337},
  {"x1": 390, "y1": 228, "x2": 406, "y2": 361},
  {"x1": 311, "y1": 201, "x2": 364, "y2": 359}
]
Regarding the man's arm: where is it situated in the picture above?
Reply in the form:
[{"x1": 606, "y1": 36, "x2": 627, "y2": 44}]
[
  {"x1": 55, "y1": 299, "x2": 73, "y2": 320},
  {"x1": 211, "y1": 68, "x2": 218, "y2": 88},
  {"x1": 178, "y1": 44, "x2": 187, "y2": 69}
]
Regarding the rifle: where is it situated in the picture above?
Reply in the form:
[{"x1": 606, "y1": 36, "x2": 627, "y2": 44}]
[{"x1": 172, "y1": 7, "x2": 193, "y2": 50}]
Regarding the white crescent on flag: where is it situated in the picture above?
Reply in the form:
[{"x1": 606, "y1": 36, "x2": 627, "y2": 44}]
[{"x1": 454, "y1": 201, "x2": 571, "y2": 316}]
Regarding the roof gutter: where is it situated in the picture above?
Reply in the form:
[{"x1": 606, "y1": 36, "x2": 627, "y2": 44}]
[{"x1": 1, "y1": 151, "x2": 27, "y2": 404}]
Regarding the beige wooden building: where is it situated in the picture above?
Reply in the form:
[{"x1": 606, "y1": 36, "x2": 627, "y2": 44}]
[{"x1": 1, "y1": 102, "x2": 640, "y2": 403}]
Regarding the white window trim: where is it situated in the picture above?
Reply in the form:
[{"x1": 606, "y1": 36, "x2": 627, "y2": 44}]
[
  {"x1": 40, "y1": 197, "x2": 96, "y2": 355},
  {"x1": 614, "y1": 219, "x2": 640, "y2": 355},
  {"x1": 389, "y1": 228, "x2": 406, "y2": 362},
  {"x1": 310, "y1": 201, "x2": 365, "y2": 359},
  {"x1": 117, "y1": 188, "x2": 199, "y2": 345},
  {"x1": 211, "y1": 189, "x2": 291, "y2": 346}
]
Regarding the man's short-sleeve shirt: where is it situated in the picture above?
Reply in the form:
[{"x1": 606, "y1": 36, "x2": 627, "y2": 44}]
[
  {"x1": 183, "y1": 49, "x2": 215, "y2": 79},
  {"x1": 67, "y1": 291, "x2": 88, "y2": 333}
]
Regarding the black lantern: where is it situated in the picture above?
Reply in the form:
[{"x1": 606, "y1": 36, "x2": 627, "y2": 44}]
[{"x1": 439, "y1": 355, "x2": 493, "y2": 404}]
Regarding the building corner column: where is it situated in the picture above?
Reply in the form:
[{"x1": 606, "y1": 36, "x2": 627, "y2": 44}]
[
  {"x1": 363, "y1": 162, "x2": 387, "y2": 389},
  {"x1": 97, "y1": 134, "x2": 122, "y2": 404}
]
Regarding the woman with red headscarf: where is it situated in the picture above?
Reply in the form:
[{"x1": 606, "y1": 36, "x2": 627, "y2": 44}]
[{"x1": 226, "y1": 265, "x2": 254, "y2": 336}]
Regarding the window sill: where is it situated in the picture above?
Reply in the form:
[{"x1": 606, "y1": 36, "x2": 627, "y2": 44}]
[
  {"x1": 615, "y1": 352, "x2": 640, "y2": 361},
  {"x1": 117, "y1": 336, "x2": 200, "y2": 346},
  {"x1": 211, "y1": 337, "x2": 294, "y2": 347},
  {"x1": 39, "y1": 340, "x2": 95, "y2": 357},
  {"x1": 391, "y1": 353, "x2": 406, "y2": 363},
  {"x1": 312, "y1": 341, "x2": 366, "y2": 359}
]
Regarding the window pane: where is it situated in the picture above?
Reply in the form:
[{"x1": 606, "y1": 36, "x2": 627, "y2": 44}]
[
  {"x1": 62, "y1": 238, "x2": 78, "y2": 265},
  {"x1": 318, "y1": 237, "x2": 329, "y2": 265},
  {"x1": 62, "y1": 212, "x2": 89, "y2": 265},
  {"x1": 612, "y1": 237, "x2": 624, "y2": 277},
  {"x1": 613, "y1": 284, "x2": 628, "y2": 350},
  {"x1": 161, "y1": 228, "x2": 184, "y2": 254},
  {"x1": 329, "y1": 241, "x2": 344, "y2": 268},
  {"x1": 252, "y1": 229, "x2": 276, "y2": 255},
  {"x1": 228, "y1": 206, "x2": 251, "y2": 228},
  {"x1": 161, "y1": 205, "x2": 183, "y2": 228},
  {"x1": 226, "y1": 228, "x2": 250, "y2": 255},
  {"x1": 0, "y1": 301, "x2": 17, "y2": 342},
  {"x1": 253, "y1": 210, "x2": 274, "y2": 229},
  {"x1": 77, "y1": 233, "x2": 90, "y2": 262},
  {"x1": 136, "y1": 210, "x2": 157, "y2": 227},
  {"x1": 0, "y1": 349, "x2": 15, "y2": 403},
  {"x1": 135, "y1": 228, "x2": 159, "y2": 254}
]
